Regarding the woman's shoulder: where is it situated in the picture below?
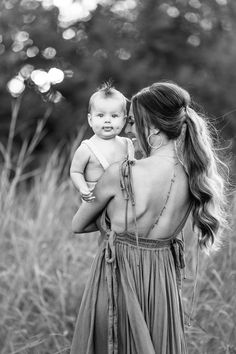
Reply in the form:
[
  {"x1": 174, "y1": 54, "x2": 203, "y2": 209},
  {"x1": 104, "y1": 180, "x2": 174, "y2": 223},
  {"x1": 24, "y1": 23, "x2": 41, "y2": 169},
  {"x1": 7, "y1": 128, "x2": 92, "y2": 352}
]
[
  {"x1": 130, "y1": 156, "x2": 185, "y2": 184},
  {"x1": 102, "y1": 157, "x2": 136, "y2": 185}
]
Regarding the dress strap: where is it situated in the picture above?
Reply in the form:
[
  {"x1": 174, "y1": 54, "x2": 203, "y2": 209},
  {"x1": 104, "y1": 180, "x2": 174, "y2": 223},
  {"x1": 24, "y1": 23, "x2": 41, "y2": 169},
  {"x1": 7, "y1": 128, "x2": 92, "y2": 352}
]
[
  {"x1": 82, "y1": 140, "x2": 110, "y2": 170},
  {"x1": 120, "y1": 158, "x2": 140, "y2": 264},
  {"x1": 149, "y1": 161, "x2": 178, "y2": 232},
  {"x1": 171, "y1": 200, "x2": 193, "y2": 238},
  {"x1": 148, "y1": 159, "x2": 193, "y2": 238},
  {"x1": 125, "y1": 137, "x2": 135, "y2": 160}
]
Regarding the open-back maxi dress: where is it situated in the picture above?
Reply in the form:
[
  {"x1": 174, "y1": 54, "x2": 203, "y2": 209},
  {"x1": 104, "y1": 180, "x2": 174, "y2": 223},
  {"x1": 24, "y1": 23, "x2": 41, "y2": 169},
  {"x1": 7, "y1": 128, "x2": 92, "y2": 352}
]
[{"x1": 70, "y1": 158, "x2": 192, "y2": 354}]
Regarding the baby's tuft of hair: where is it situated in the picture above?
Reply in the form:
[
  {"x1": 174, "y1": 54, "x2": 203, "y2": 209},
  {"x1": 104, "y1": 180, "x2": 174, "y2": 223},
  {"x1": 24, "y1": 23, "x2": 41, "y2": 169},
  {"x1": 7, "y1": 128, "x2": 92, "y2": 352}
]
[
  {"x1": 88, "y1": 81, "x2": 128, "y2": 114},
  {"x1": 98, "y1": 80, "x2": 115, "y2": 96}
]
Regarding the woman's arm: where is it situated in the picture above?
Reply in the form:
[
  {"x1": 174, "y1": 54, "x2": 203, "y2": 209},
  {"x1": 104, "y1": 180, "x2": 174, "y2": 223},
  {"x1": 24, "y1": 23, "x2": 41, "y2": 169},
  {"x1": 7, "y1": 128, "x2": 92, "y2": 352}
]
[{"x1": 72, "y1": 163, "x2": 119, "y2": 234}]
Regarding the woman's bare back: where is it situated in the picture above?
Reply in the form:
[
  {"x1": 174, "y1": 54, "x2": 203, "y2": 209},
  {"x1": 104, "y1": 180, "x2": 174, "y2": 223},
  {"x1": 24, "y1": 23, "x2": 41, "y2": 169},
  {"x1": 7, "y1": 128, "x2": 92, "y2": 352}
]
[{"x1": 106, "y1": 155, "x2": 191, "y2": 239}]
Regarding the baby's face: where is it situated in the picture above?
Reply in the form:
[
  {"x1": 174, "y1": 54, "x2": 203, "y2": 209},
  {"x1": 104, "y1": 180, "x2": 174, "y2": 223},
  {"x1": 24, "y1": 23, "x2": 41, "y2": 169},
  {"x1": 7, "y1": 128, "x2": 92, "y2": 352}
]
[{"x1": 88, "y1": 96, "x2": 126, "y2": 140}]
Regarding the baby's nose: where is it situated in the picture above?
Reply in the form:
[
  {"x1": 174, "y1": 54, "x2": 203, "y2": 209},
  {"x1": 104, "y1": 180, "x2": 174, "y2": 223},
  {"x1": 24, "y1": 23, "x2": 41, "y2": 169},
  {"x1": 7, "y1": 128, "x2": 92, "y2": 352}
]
[{"x1": 104, "y1": 115, "x2": 111, "y2": 122}]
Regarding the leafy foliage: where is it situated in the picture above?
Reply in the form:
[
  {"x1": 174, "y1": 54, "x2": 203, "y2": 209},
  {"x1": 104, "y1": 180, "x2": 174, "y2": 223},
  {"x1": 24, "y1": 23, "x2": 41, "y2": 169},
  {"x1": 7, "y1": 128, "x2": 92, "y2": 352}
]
[{"x1": 0, "y1": 0, "x2": 236, "y2": 168}]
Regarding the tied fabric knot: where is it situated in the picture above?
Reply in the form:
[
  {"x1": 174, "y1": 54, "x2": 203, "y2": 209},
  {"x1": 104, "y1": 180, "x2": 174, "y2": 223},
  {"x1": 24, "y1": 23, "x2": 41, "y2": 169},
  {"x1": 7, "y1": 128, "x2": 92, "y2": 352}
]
[
  {"x1": 104, "y1": 231, "x2": 118, "y2": 354},
  {"x1": 171, "y1": 238, "x2": 185, "y2": 288},
  {"x1": 120, "y1": 158, "x2": 136, "y2": 204},
  {"x1": 105, "y1": 230, "x2": 116, "y2": 264}
]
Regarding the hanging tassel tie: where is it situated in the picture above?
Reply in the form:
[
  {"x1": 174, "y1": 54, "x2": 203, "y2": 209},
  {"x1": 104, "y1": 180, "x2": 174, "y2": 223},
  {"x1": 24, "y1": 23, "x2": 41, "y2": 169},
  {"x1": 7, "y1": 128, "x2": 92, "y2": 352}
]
[
  {"x1": 104, "y1": 231, "x2": 118, "y2": 354},
  {"x1": 186, "y1": 239, "x2": 200, "y2": 327},
  {"x1": 171, "y1": 237, "x2": 185, "y2": 288}
]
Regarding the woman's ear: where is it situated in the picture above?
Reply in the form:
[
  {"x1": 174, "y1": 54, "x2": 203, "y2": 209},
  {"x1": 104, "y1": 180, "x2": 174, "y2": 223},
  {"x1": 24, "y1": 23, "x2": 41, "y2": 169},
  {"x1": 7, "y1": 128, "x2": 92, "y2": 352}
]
[{"x1": 149, "y1": 124, "x2": 159, "y2": 134}]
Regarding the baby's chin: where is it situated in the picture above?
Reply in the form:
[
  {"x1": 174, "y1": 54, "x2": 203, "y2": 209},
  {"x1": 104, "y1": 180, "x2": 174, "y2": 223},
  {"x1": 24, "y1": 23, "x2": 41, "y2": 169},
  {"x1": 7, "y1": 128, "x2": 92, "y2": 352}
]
[{"x1": 94, "y1": 133, "x2": 117, "y2": 140}]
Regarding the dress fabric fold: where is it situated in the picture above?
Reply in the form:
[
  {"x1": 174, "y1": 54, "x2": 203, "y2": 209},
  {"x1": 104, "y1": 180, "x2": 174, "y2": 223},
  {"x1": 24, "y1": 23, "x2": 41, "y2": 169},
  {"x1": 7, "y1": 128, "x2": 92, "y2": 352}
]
[{"x1": 70, "y1": 232, "x2": 188, "y2": 354}]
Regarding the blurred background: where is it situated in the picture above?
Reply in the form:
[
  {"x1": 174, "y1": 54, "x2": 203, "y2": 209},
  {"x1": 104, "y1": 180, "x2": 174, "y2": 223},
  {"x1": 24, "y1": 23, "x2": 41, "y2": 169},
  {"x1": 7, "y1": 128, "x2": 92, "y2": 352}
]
[
  {"x1": 1, "y1": 0, "x2": 236, "y2": 167},
  {"x1": 0, "y1": 0, "x2": 236, "y2": 353}
]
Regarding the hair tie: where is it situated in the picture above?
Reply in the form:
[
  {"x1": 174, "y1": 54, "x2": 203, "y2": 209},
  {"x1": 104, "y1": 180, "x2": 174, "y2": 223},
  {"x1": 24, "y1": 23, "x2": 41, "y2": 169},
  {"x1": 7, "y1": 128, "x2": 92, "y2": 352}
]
[{"x1": 183, "y1": 105, "x2": 190, "y2": 124}]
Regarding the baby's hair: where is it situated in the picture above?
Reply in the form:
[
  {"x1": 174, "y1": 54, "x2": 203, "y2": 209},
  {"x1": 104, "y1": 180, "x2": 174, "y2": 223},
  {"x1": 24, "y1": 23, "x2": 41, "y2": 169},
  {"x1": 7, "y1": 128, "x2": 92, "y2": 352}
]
[
  {"x1": 98, "y1": 81, "x2": 114, "y2": 96},
  {"x1": 88, "y1": 81, "x2": 128, "y2": 114}
]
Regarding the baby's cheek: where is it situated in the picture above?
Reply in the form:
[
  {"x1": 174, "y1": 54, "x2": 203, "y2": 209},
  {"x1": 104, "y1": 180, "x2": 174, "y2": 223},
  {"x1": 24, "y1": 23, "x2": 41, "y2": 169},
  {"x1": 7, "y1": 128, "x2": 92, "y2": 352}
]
[{"x1": 114, "y1": 125, "x2": 122, "y2": 132}]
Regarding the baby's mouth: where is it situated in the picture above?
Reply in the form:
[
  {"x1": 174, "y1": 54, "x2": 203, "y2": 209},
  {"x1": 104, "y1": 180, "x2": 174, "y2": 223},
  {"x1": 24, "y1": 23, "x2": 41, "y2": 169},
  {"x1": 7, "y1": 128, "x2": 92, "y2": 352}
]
[{"x1": 103, "y1": 127, "x2": 113, "y2": 131}]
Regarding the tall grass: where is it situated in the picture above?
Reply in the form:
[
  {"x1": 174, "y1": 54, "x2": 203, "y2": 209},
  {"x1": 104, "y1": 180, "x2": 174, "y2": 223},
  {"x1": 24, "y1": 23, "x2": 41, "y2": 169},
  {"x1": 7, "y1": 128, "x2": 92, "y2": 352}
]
[
  {"x1": 184, "y1": 196, "x2": 236, "y2": 354},
  {"x1": 0, "y1": 139, "x2": 235, "y2": 353},
  {"x1": 0, "y1": 149, "x2": 100, "y2": 354}
]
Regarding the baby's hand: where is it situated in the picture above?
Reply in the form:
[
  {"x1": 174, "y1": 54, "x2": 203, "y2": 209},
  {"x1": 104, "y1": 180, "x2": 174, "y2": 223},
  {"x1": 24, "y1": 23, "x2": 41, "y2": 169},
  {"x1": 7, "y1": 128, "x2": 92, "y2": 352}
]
[{"x1": 81, "y1": 190, "x2": 95, "y2": 203}]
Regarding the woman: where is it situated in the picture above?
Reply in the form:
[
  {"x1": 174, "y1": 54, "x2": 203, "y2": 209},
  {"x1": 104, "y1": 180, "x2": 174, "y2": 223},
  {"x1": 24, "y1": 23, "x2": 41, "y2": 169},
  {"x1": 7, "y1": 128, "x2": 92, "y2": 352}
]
[{"x1": 70, "y1": 82, "x2": 227, "y2": 354}]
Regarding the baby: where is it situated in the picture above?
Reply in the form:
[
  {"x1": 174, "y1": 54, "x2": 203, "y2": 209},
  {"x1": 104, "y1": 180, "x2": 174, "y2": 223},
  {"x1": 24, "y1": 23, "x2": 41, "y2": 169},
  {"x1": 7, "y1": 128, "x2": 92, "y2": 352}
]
[{"x1": 70, "y1": 83, "x2": 134, "y2": 202}]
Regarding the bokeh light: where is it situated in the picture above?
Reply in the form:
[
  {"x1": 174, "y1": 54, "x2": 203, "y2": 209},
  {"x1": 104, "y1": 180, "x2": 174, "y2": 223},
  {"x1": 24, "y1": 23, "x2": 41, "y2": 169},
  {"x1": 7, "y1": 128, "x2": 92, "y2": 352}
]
[
  {"x1": 48, "y1": 68, "x2": 64, "y2": 84},
  {"x1": 20, "y1": 64, "x2": 35, "y2": 79},
  {"x1": 167, "y1": 6, "x2": 180, "y2": 18},
  {"x1": 184, "y1": 12, "x2": 199, "y2": 23},
  {"x1": 62, "y1": 28, "x2": 76, "y2": 40},
  {"x1": 38, "y1": 82, "x2": 51, "y2": 93},
  {"x1": 14, "y1": 31, "x2": 29, "y2": 42},
  {"x1": 187, "y1": 34, "x2": 200, "y2": 46},
  {"x1": 189, "y1": 0, "x2": 201, "y2": 9},
  {"x1": 216, "y1": 0, "x2": 227, "y2": 5},
  {"x1": 200, "y1": 19, "x2": 213, "y2": 30},
  {"x1": 31, "y1": 69, "x2": 49, "y2": 87},
  {"x1": 37, "y1": 0, "x2": 138, "y2": 25},
  {"x1": 12, "y1": 42, "x2": 24, "y2": 53},
  {"x1": 42, "y1": 47, "x2": 57, "y2": 59},
  {"x1": 7, "y1": 76, "x2": 26, "y2": 97},
  {"x1": 116, "y1": 48, "x2": 131, "y2": 60},
  {"x1": 26, "y1": 46, "x2": 39, "y2": 58}
]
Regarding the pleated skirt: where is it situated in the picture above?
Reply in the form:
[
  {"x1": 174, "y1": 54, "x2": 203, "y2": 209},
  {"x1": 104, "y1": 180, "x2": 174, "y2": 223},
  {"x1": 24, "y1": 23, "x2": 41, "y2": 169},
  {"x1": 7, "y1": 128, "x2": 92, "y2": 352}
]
[{"x1": 70, "y1": 233, "x2": 187, "y2": 354}]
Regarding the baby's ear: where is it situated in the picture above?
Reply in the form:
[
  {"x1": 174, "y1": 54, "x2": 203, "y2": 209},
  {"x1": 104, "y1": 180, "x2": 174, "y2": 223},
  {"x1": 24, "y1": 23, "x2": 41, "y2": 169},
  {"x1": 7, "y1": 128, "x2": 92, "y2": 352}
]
[
  {"x1": 122, "y1": 115, "x2": 128, "y2": 127},
  {"x1": 87, "y1": 113, "x2": 92, "y2": 127}
]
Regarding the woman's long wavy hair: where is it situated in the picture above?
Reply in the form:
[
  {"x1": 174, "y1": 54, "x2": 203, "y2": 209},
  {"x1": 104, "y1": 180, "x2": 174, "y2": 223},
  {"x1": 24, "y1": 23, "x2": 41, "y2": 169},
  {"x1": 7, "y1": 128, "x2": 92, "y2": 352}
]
[{"x1": 131, "y1": 82, "x2": 228, "y2": 250}]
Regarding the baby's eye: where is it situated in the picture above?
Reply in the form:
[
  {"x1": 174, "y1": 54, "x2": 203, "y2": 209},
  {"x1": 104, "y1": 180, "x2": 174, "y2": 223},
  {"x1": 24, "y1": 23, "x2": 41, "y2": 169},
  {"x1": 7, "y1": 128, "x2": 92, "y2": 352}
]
[
  {"x1": 112, "y1": 114, "x2": 119, "y2": 118},
  {"x1": 97, "y1": 113, "x2": 104, "y2": 117}
]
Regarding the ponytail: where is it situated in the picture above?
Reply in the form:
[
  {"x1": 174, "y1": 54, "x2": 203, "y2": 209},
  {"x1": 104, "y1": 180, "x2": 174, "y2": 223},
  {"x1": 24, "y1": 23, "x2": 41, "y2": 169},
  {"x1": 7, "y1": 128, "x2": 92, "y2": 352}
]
[
  {"x1": 131, "y1": 82, "x2": 229, "y2": 250},
  {"x1": 183, "y1": 107, "x2": 228, "y2": 249}
]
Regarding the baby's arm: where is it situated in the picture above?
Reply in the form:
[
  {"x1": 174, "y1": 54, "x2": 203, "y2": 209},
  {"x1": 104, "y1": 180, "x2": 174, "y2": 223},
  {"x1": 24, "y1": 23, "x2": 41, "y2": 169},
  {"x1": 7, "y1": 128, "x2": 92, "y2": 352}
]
[{"x1": 70, "y1": 144, "x2": 94, "y2": 201}]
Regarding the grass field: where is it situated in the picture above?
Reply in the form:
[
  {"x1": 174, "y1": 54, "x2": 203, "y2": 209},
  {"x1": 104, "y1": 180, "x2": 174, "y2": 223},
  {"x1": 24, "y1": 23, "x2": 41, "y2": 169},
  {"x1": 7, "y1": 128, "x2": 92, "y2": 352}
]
[{"x1": 0, "y1": 149, "x2": 235, "y2": 354}]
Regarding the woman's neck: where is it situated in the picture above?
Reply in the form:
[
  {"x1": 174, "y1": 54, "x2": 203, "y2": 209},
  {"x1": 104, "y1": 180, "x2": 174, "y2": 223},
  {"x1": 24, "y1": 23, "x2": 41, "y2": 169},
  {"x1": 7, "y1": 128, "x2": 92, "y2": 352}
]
[{"x1": 149, "y1": 135, "x2": 174, "y2": 157}]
